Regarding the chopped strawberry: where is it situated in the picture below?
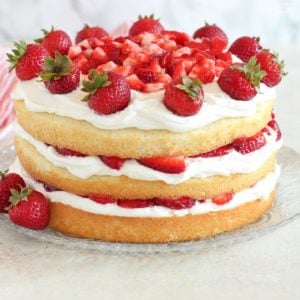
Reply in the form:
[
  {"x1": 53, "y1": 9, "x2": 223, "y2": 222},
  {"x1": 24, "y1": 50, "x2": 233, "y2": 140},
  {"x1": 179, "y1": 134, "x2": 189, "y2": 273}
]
[
  {"x1": 162, "y1": 30, "x2": 190, "y2": 45},
  {"x1": 89, "y1": 194, "x2": 116, "y2": 204},
  {"x1": 138, "y1": 156, "x2": 186, "y2": 174},
  {"x1": 117, "y1": 199, "x2": 154, "y2": 208},
  {"x1": 212, "y1": 192, "x2": 233, "y2": 205},
  {"x1": 167, "y1": 60, "x2": 186, "y2": 84},
  {"x1": 87, "y1": 38, "x2": 104, "y2": 49},
  {"x1": 135, "y1": 68, "x2": 157, "y2": 83},
  {"x1": 156, "y1": 39, "x2": 177, "y2": 51},
  {"x1": 142, "y1": 82, "x2": 165, "y2": 93},
  {"x1": 125, "y1": 74, "x2": 145, "y2": 91},
  {"x1": 233, "y1": 132, "x2": 267, "y2": 154},
  {"x1": 100, "y1": 156, "x2": 125, "y2": 170},
  {"x1": 113, "y1": 65, "x2": 134, "y2": 76},
  {"x1": 159, "y1": 52, "x2": 172, "y2": 68},
  {"x1": 73, "y1": 53, "x2": 89, "y2": 74},
  {"x1": 91, "y1": 47, "x2": 109, "y2": 64},
  {"x1": 121, "y1": 39, "x2": 141, "y2": 55},
  {"x1": 192, "y1": 144, "x2": 233, "y2": 158},
  {"x1": 143, "y1": 43, "x2": 165, "y2": 56},
  {"x1": 189, "y1": 62, "x2": 215, "y2": 84},
  {"x1": 155, "y1": 197, "x2": 195, "y2": 210},
  {"x1": 268, "y1": 120, "x2": 281, "y2": 141},
  {"x1": 68, "y1": 45, "x2": 82, "y2": 59},
  {"x1": 55, "y1": 147, "x2": 86, "y2": 157},
  {"x1": 156, "y1": 73, "x2": 172, "y2": 85},
  {"x1": 186, "y1": 41, "x2": 210, "y2": 52},
  {"x1": 173, "y1": 47, "x2": 192, "y2": 58},
  {"x1": 101, "y1": 43, "x2": 122, "y2": 64},
  {"x1": 96, "y1": 61, "x2": 118, "y2": 73},
  {"x1": 78, "y1": 39, "x2": 91, "y2": 50}
]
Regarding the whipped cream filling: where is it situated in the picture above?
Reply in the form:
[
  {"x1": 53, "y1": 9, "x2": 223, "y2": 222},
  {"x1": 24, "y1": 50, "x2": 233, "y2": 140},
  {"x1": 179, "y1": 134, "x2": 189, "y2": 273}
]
[
  {"x1": 15, "y1": 123, "x2": 282, "y2": 184},
  {"x1": 9, "y1": 159, "x2": 280, "y2": 217},
  {"x1": 12, "y1": 79, "x2": 275, "y2": 132}
]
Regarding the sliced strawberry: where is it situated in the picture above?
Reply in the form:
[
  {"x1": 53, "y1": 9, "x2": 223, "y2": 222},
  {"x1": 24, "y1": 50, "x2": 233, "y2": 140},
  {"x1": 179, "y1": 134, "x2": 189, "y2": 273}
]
[
  {"x1": 117, "y1": 199, "x2": 154, "y2": 208},
  {"x1": 156, "y1": 73, "x2": 172, "y2": 85},
  {"x1": 125, "y1": 74, "x2": 145, "y2": 91},
  {"x1": 167, "y1": 60, "x2": 186, "y2": 84},
  {"x1": 138, "y1": 156, "x2": 186, "y2": 174},
  {"x1": 186, "y1": 41, "x2": 210, "y2": 52},
  {"x1": 233, "y1": 132, "x2": 267, "y2": 154},
  {"x1": 162, "y1": 30, "x2": 190, "y2": 45},
  {"x1": 189, "y1": 62, "x2": 215, "y2": 84},
  {"x1": 142, "y1": 82, "x2": 165, "y2": 93},
  {"x1": 100, "y1": 156, "x2": 125, "y2": 170},
  {"x1": 212, "y1": 192, "x2": 233, "y2": 205},
  {"x1": 89, "y1": 194, "x2": 116, "y2": 204},
  {"x1": 96, "y1": 61, "x2": 118, "y2": 73},
  {"x1": 55, "y1": 147, "x2": 86, "y2": 157},
  {"x1": 159, "y1": 52, "x2": 172, "y2": 68},
  {"x1": 192, "y1": 144, "x2": 233, "y2": 158},
  {"x1": 101, "y1": 43, "x2": 122, "y2": 64},
  {"x1": 155, "y1": 197, "x2": 195, "y2": 210},
  {"x1": 173, "y1": 47, "x2": 192, "y2": 58},
  {"x1": 68, "y1": 45, "x2": 82, "y2": 59},
  {"x1": 91, "y1": 47, "x2": 109, "y2": 64},
  {"x1": 156, "y1": 39, "x2": 177, "y2": 52},
  {"x1": 135, "y1": 68, "x2": 157, "y2": 83},
  {"x1": 268, "y1": 120, "x2": 281, "y2": 141},
  {"x1": 113, "y1": 65, "x2": 134, "y2": 77}
]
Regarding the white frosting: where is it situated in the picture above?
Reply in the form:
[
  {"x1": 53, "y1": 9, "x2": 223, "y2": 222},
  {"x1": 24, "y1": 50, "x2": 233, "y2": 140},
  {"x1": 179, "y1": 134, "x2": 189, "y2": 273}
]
[
  {"x1": 15, "y1": 123, "x2": 282, "y2": 184},
  {"x1": 12, "y1": 79, "x2": 275, "y2": 132},
  {"x1": 9, "y1": 159, "x2": 280, "y2": 218}
]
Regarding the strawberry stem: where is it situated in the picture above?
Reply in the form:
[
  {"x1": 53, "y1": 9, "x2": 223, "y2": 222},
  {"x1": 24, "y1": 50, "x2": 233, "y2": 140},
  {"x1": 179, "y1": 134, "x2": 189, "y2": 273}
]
[
  {"x1": 34, "y1": 26, "x2": 55, "y2": 43},
  {"x1": 176, "y1": 76, "x2": 203, "y2": 100},
  {"x1": 81, "y1": 69, "x2": 112, "y2": 101},
  {"x1": 8, "y1": 187, "x2": 32, "y2": 209},
  {"x1": 0, "y1": 169, "x2": 9, "y2": 179},
  {"x1": 39, "y1": 52, "x2": 73, "y2": 81},
  {"x1": 6, "y1": 41, "x2": 27, "y2": 71}
]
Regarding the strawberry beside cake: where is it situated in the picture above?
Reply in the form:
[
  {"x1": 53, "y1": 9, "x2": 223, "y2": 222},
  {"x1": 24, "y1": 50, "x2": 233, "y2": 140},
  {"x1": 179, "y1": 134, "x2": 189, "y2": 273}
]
[{"x1": 2, "y1": 16, "x2": 285, "y2": 243}]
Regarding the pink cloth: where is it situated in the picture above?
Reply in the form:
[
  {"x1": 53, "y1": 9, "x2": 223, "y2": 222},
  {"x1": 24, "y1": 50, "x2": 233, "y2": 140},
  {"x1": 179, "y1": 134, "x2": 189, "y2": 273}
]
[{"x1": 0, "y1": 47, "x2": 18, "y2": 139}]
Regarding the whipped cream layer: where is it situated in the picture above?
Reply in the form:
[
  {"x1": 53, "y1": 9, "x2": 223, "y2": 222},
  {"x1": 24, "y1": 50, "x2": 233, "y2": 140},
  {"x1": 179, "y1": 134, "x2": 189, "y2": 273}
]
[
  {"x1": 9, "y1": 159, "x2": 280, "y2": 217},
  {"x1": 15, "y1": 123, "x2": 282, "y2": 184},
  {"x1": 12, "y1": 79, "x2": 275, "y2": 132}
]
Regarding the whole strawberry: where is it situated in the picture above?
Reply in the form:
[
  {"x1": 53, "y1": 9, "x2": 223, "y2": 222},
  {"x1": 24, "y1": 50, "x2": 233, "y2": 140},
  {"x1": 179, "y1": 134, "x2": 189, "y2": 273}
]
[
  {"x1": 129, "y1": 14, "x2": 164, "y2": 36},
  {"x1": 8, "y1": 187, "x2": 50, "y2": 230},
  {"x1": 82, "y1": 70, "x2": 131, "y2": 115},
  {"x1": 39, "y1": 52, "x2": 80, "y2": 94},
  {"x1": 193, "y1": 22, "x2": 228, "y2": 47},
  {"x1": 255, "y1": 50, "x2": 286, "y2": 87},
  {"x1": 7, "y1": 41, "x2": 49, "y2": 80},
  {"x1": 229, "y1": 36, "x2": 261, "y2": 62},
  {"x1": 218, "y1": 57, "x2": 266, "y2": 100},
  {"x1": 36, "y1": 27, "x2": 72, "y2": 57},
  {"x1": 75, "y1": 24, "x2": 108, "y2": 44},
  {"x1": 163, "y1": 76, "x2": 204, "y2": 116},
  {"x1": 0, "y1": 171, "x2": 26, "y2": 212}
]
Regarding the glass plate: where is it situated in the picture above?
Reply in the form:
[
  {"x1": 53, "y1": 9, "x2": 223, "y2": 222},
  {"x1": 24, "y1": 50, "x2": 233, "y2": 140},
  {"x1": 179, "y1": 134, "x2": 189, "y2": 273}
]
[{"x1": 0, "y1": 141, "x2": 300, "y2": 254}]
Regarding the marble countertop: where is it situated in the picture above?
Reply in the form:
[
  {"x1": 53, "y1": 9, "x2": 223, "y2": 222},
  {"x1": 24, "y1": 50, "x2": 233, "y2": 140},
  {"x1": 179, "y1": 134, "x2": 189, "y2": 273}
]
[{"x1": 0, "y1": 46, "x2": 300, "y2": 300}]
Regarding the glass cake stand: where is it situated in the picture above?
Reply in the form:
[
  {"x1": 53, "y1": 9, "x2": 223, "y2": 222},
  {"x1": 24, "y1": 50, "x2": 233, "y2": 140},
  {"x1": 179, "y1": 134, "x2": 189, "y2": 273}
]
[{"x1": 0, "y1": 136, "x2": 299, "y2": 254}]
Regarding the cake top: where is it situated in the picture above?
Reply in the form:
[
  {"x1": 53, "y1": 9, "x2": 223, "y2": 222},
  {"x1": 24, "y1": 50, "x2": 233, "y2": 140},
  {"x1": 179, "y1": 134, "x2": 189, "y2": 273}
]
[{"x1": 7, "y1": 15, "x2": 286, "y2": 118}]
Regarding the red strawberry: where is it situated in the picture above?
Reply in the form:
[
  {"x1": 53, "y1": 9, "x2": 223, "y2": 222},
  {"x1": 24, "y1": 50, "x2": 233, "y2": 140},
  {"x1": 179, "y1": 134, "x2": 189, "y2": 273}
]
[
  {"x1": 192, "y1": 144, "x2": 233, "y2": 158},
  {"x1": 138, "y1": 156, "x2": 186, "y2": 174},
  {"x1": 8, "y1": 187, "x2": 50, "y2": 230},
  {"x1": 135, "y1": 68, "x2": 157, "y2": 83},
  {"x1": 212, "y1": 192, "x2": 233, "y2": 205},
  {"x1": 188, "y1": 62, "x2": 215, "y2": 84},
  {"x1": 129, "y1": 14, "x2": 164, "y2": 36},
  {"x1": 7, "y1": 41, "x2": 49, "y2": 80},
  {"x1": 125, "y1": 74, "x2": 145, "y2": 91},
  {"x1": 75, "y1": 24, "x2": 108, "y2": 44},
  {"x1": 229, "y1": 36, "x2": 261, "y2": 62},
  {"x1": 162, "y1": 30, "x2": 190, "y2": 45},
  {"x1": 233, "y1": 132, "x2": 267, "y2": 154},
  {"x1": 268, "y1": 120, "x2": 281, "y2": 141},
  {"x1": 193, "y1": 23, "x2": 228, "y2": 47},
  {"x1": 0, "y1": 171, "x2": 26, "y2": 212},
  {"x1": 163, "y1": 76, "x2": 204, "y2": 116},
  {"x1": 89, "y1": 194, "x2": 115, "y2": 204},
  {"x1": 155, "y1": 197, "x2": 195, "y2": 210},
  {"x1": 255, "y1": 50, "x2": 286, "y2": 87},
  {"x1": 117, "y1": 199, "x2": 154, "y2": 208},
  {"x1": 55, "y1": 147, "x2": 86, "y2": 157},
  {"x1": 39, "y1": 52, "x2": 80, "y2": 94},
  {"x1": 101, "y1": 43, "x2": 122, "y2": 64},
  {"x1": 36, "y1": 28, "x2": 72, "y2": 57},
  {"x1": 100, "y1": 156, "x2": 125, "y2": 170},
  {"x1": 82, "y1": 70, "x2": 131, "y2": 115},
  {"x1": 217, "y1": 57, "x2": 266, "y2": 100}
]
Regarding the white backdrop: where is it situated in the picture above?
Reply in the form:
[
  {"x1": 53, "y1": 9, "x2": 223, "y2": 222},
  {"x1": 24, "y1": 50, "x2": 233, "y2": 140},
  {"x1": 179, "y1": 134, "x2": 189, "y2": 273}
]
[{"x1": 0, "y1": 0, "x2": 299, "y2": 47}]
